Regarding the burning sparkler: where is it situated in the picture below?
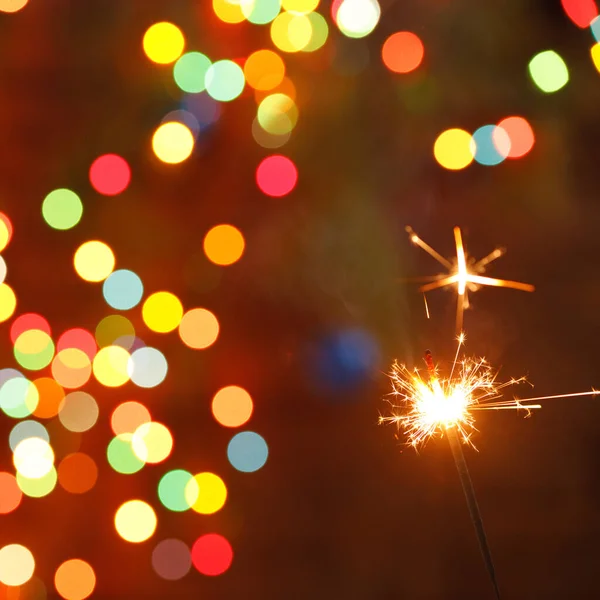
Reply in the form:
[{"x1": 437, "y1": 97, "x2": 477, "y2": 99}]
[{"x1": 406, "y1": 226, "x2": 535, "y2": 332}]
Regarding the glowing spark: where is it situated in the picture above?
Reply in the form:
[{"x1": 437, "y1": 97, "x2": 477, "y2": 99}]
[
  {"x1": 380, "y1": 336, "x2": 599, "y2": 449},
  {"x1": 406, "y1": 226, "x2": 535, "y2": 331}
]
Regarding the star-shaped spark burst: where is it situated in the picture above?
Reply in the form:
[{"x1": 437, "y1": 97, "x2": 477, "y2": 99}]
[{"x1": 406, "y1": 226, "x2": 535, "y2": 331}]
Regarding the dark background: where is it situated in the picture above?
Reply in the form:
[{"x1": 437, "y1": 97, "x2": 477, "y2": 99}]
[{"x1": 1, "y1": 0, "x2": 600, "y2": 598}]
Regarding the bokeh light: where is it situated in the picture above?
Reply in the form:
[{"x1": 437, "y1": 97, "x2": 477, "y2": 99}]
[
  {"x1": 54, "y1": 559, "x2": 95, "y2": 600},
  {"x1": 42, "y1": 189, "x2": 83, "y2": 230},
  {"x1": 591, "y1": 43, "x2": 600, "y2": 72},
  {"x1": 96, "y1": 315, "x2": 135, "y2": 348},
  {"x1": 187, "y1": 472, "x2": 227, "y2": 514},
  {"x1": 244, "y1": 50, "x2": 285, "y2": 91},
  {"x1": 282, "y1": 0, "x2": 319, "y2": 11},
  {"x1": 132, "y1": 422, "x2": 173, "y2": 464},
  {"x1": 561, "y1": 0, "x2": 597, "y2": 28},
  {"x1": 107, "y1": 434, "x2": 144, "y2": 474},
  {"x1": 0, "y1": 284, "x2": 17, "y2": 323},
  {"x1": 0, "y1": 255, "x2": 6, "y2": 285},
  {"x1": 257, "y1": 93, "x2": 298, "y2": 135},
  {"x1": 528, "y1": 50, "x2": 569, "y2": 93},
  {"x1": 73, "y1": 241, "x2": 115, "y2": 282},
  {"x1": 51, "y1": 349, "x2": 92, "y2": 389},
  {"x1": 497, "y1": 116, "x2": 535, "y2": 158},
  {"x1": 58, "y1": 391, "x2": 99, "y2": 432},
  {"x1": 128, "y1": 347, "x2": 168, "y2": 388},
  {"x1": 89, "y1": 154, "x2": 131, "y2": 196},
  {"x1": 213, "y1": 0, "x2": 246, "y2": 23},
  {"x1": 592, "y1": 16, "x2": 600, "y2": 42},
  {"x1": 336, "y1": 0, "x2": 381, "y2": 39},
  {"x1": 227, "y1": 431, "x2": 269, "y2": 472},
  {"x1": 14, "y1": 330, "x2": 55, "y2": 371},
  {"x1": 0, "y1": 212, "x2": 13, "y2": 252},
  {"x1": 203, "y1": 224, "x2": 245, "y2": 266},
  {"x1": 303, "y1": 11, "x2": 329, "y2": 52},
  {"x1": 57, "y1": 328, "x2": 97, "y2": 360},
  {"x1": 32, "y1": 377, "x2": 64, "y2": 418},
  {"x1": 158, "y1": 470, "x2": 195, "y2": 512},
  {"x1": 114, "y1": 500, "x2": 157, "y2": 543},
  {"x1": 9, "y1": 420, "x2": 49, "y2": 452},
  {"x1": 152, "y1": 539, "x2": 192, "y2": 581},
  {"x1": 10, "y1": 313, "x2": 51, "y2": 344},
  {"x1": 242, "y1": 0, "x2": 282, "y2": 24},
  {"x1": 143, "y1": 22, "x2": 185, "y2": 65},
  {"x1": 17, "y1": 466, "x2": 57, "y2": 498},
  {"x1": 205, "y1": 60, "x2": 246, "y2": 102},
  {"x1": 271, "y1": 12, "x2": 312, "y2": 52},
  {"x1": 0, "y1": 472, "x2": 22, "y2": 514},
  {"x1": 252, "y1": 117, "x2": 291, "y2": 149},
  {"x1": 472, "y1": 124, "x2": 511, "y2": 166},
  {"x1": 92, "y1": 346, "x2": 130, "y2": 387},
  {"x1": 433, "y1": 128, "x2": 474, "y2": 170},
  {"x1": 178, "y1": 308, "x2": 219, "y2": 349},
  {"x1": 102, "y1": 269, "x2": 144, "y2": 311},
  {"x1": 191, "y1": 534, "x2": 233, "y2": 576},
  {"x1": 212, "y1": 386, "x2": 253, "y2": 427},
  {"x1": 256, "y1": 154, "x2": 298, "y2": 197},
  {"x1": 152, "y1": 122, "x2": 195, "y2": 164},
  {"x1": 0, "y1": 544, "x2": 35, "y2": 586},
  {"x1": 111, "y1": 401, "x2": 151, "y2": 436},
  {"x1": 0, "y1": 0, "x2": 28, "y2": 13},
  {"x1": 57, "y1": 453, "x2": 98, "y2": 494},
  {"x1": 142, "y1": 291, "x2": 184, "y2": 333},
  {"x1": 13, "y1": 437, "x2": 54, "y2": 479},
  {"x1": 0, "y1": 376, "x2": 39, "y2": 419},
  {"x1": 174, "y1": 52, "x2": 211, "y2": 93},
  {"x1": 381, "y1": 31, "x2": 424, "y2": 73}
]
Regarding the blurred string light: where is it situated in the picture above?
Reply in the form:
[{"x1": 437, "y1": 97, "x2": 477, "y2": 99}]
[
  {"x1": 271, "y1": 12, "x2": 313, "y2": 52},
  {"x1": 0, "y1": 212, "x2": 13, "y2": 251},
  {"x1": 17, "y1": 466, "x2": 58, "y2": 497},
  {"x1": 256, "y1": 154, "x2": 298, "y2": 196},
  {"x1": 203, "y1": 224, "x2": 245, "y2": 266},
  {"x1": 472, "y1": 124, "x2": 511, "y2": 166},
  {"x1": 0, "y1": 256, "x2": 6, "y2": 285},
  {"x1": 131, "y1": 421, "x2": 173, "y2": 464},
  {"x1": 143, "y1": 22, "x2": 185, "y2": 64},
  {"x1": 528, "y1": 50, "x2": 569, "y2": 92},
  {"x1": 381, "y1": 31, "x2": 424, "y2": 73},
  {"x1": 178, "y1": 308, "x2": 220, "y2": 349},
  {"x1": 191, "y1": 534, "x2": 233, "y2": 576},
  {"x1": 0, "y1": 375, "x2": 39, "y2": 418},
  {"x1": 57, "y1": 453, "x2": 98, "y2": 494},
  {"x1": 158, "y1": 470, "x2": 196, "y2": 512},
  {"x1": 102, "y1": 269, "x2": 144, "y2": 311},
  {"x1": 9, "y1": 420, "x2": 49, "y2": 451},
  {"x1": 244, "y1": 49, "x2": 285, "y2": 90},
  {"x1": 32, "y1": 377, "x2": 64, "y2": 418},
  {"x1": 174, "y1": 52, "x2": 211, "y2": 93},
  {"x1": 592, "y1": 15, "x2": 600, "y2": 40},
  {"x1": 497, "y1": 116, "x2": 535, "y2": 158},
  {"x1": 434, "y1": 128, "x2": 474, "y2": 170},
  {"x1": 14, "y1": 329, "x2": 55, "y2": 371},
  {"x1": 107, "y1": 433, "x2": 145, "y2": 474},
  {"x1": 54, "y1": 559, "x2": 96, "y2": 600},
  {"x1": 0, "y1": 283, "x2": 16, "y2": 323},
  {"x1": 152, "y1": 121, "x2": 195, "y2": 164},
  {"x1": 205, "y1": 60, "x2": 246, "y2": 102},
  {"x1": 13, "y1": 437, "x2": 54, "y2": 479},
  {"x1": 227, "y1": 431, "x2": 268, "y2": 472},
  {"x1": 212, "y1": 385, "x2": 253, "y2": 427},
  {"x1": 213, "y1": 0, "x2": 247, "y2": 24},
  {"x1": 0, "y1": 544, "x2": 35, "y2": 586},
  {"x1": 111, "y1": 401, "x2": 151, "y2": 435},
  {"x1": 57, "y1": 328, "x2": 97, "y2": 359},
  {"x1": 114, "y1": 500, "x2": 157, "y2": 543},
  {"x1": 0, "y1": 0, "x2": 28, "y2": 12},
  {"x1": 92, "y1": 345, "x2": 130, "y2": 387},
  {"x1": 242, "y1": 0, "x2": 282, "y2": 24},
  {"x1": 42, "y1": 189, "x2": 83, "y2": 230},
  {"x1": 187, "y1": 472, "x2": 227, "y2": 514},
  {"x1": 73, "y1": 240, "x2": 115, "y2": 282},
  {"x1": 152, "y1": 539, "x2": 192, "y2": 581},
  {"x1": 58, "y1": 391, "x2": 99, "y2": 432},
  {"x1": 591, "y1": 43, "x2": 600, "y2": 71},
  {"x1": 51, "y1": 348, "x2": 92, "y2": 389},
  {"x1": 257, "y1": 93, "x2": 298, "y2": 135},
  {"x1": 89, "y1": 154, "x2": 131, "y2": 196},
  {"x1": 142, "y1": 291, "x2": 184, "y2": 333},
  {"x1": 561, "y1": 0, "x2": 598, "y2": 28},
  {"x1": 336, "y1": 0, "x2": 381, "y2": 39},
  {"x1": 95, "y1": 315, "x2": 135, "y2": 348},
  {"x1": 0, "y1": 472, "x2": 22, "y2": 514},
  {"x1": 128, "y1": 347, "x2": 168, "y2": 388},
  {"x1": 10, "y1": 313, "x2": 51, "y2": 342}
]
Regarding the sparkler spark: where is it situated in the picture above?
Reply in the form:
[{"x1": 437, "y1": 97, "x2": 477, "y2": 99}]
[{"x1": 406, "y1": 226, "x2": 535, "y2": 331}]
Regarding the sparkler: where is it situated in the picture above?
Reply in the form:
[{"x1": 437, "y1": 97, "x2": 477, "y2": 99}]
[{"x1": 406, "y1": 226, "x2": 535, "y2": 332}]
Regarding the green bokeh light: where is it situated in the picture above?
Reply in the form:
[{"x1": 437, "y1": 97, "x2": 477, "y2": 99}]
[
  {"x1": 42, "y1": 189, "x2": 83, "y2": 230},
  {"x1": 107, "y1": 434, "x2": 144, "y2": 474},
  {"x1": 158, "y1": 469, "x2": 196, "y2": 512},
  {"x1": 174, "y1": 52, "x2": 211, "y2": 93},
  {"x1": 205, "y1": 60, "x2": 246, "y2": 102},
  {"x1": 242, "y1": 0, "x2": 281, "y2": 25},
  {"x1": 528, "y1": 50, "x2": 569, "y2": 93}
]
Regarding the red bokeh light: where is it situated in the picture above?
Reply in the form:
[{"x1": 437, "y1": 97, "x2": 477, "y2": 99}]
[
  {"x1": 191, "y1": 534, "x2": 233, "y2": 576},
  {"x1": 89, "y1": 154, "x2": 131, "y2": 196},
  {"x1": 256, "y1": 155, "x2": 298, "y2": 197}
]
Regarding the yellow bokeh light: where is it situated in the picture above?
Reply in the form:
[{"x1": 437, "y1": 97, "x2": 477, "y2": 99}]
[
  {"x1": 0, "y1": 283, "x2": 16, "y2": 322},
  {"x1": 73, "y1": 241, "x2": 115, "y2": 282},
  {"x1": 186, "y1": 472, "x2": 227, "y2": 514},
  {"x1": 142, "y1": 291, "x2": 184, "y2": 333},
  {"x1": 212, "y1": 385, "x2": 253, "y2": 427},
  {"x1": 0, "y1": 544, "x2": 35, "y2": 587},
  {"x1": 178, "y1": 308, "x2": 220, "y2": 349},
  {"x1": 114, "y1": 500, "x2": 157, "y2": 543},
  {"x1": 592, "y1": 43, "x2": 600, "y2": 73},
  {"x1": 132, "y1": 422, "x2": 173, "y2": 464},
  {"x1": 92, "y1": 346, "x2": 130, "y2": 387},
  {"x1": 271, "y1": 12, "x2": 312, "y2": 52},
  {"x1": 213, "y1": 0, "x2": 246, "y2": 23},
  {"x1": 13, "y1": 437, "x2": 54, "y2": 479},
  {"x1": 143, "y1": 22, "x2": 185, "y2": 64},
  {"x1": 54, "y1": 559, "x2": 96, "y2": 600},
  {"x1": 0, "y1": 0, "x2": 28, "y2": 13},
  {"x1": 257, "y1": 93, "x2": 299, "y2": 135},
  {"x1": 282, "y1": 0, "x2": 319, "y2": 13},
  {"x1": 152, "y1": 122, "x2": 194, "y2": 164},
  {"x1": 203, "y1": 224, "x2": 245, "y2": 266},
  {"x1": 433, "y1": 128, "x2": 475, "y2": 170}
]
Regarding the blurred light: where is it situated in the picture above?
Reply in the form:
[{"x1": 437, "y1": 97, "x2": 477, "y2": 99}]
[
  {"x1": 244, "y1": 49, "x2": 285, "y2": 91},
  {"x1": 73, "y1": 240, "x2": 115, "y2": 282},
  {"x1": 381, "y1": 31, "x2": 424, "y2": 73},
  {"x1": 252, "y1": 117, "x2": 291, "y2": 148},
  {"x1": 158, "y1": 470, "x2": 195, "y2": 512},
  {"x1": 471, "y1": 124, "x2": 510, "y2": 166},
  {"x1": 17, "y1": 467, "x2": 57, "y2": 497},
  {"x1": 191, "y1": 534, "x2": 233, "y2": 576},
  {"x1": 433, "y1": 128, "x2": 474, "y2": 170},
  {"x1": 561, "y1": 0, "x2": 597, "y2": 27},
  {"x1": 143, "y1": 22, "x2": 185, "y2": 64},
  {"x1": 256, "y1": 154, "x2": 298, "y2": 196},
  {"x1": 212, "y1": 386, "x2": 253, "y2": 427},
  {"x1": 257, "y1": 93, "x2": 298, "y2": 135},
  {"x1": 0, "y1": 212, "x2": 13, "y2": 252},
  {"x1": 56, "y1": 328, "x2": 97, "y2": 360},
  {"x1": 132, "y1": 422, "x2": 173, "y2": 464},
  {"x1": 303, "y1": 11, "x2": 329, "y2": 52},
  {"x1": 142, "y1": 291, "x2": 184, "y2": 333},
  {"x1": 89, "y1": 154, "x2": 131, "y2": 196},
  {"x1": 271, "y1": 12, "x2": 312, "y2": 52},
  {"x1": 242, "y1": 0, "x2": 282, "y2": 24},
  {"x1": 114, "y1": 500, "x2": 157, "y2": 543},
  {"x1": 32, "y1": 377, "x2": 64, "y2": 418},
  {"x1": 9, "y1": 421, "x2": 49, "y2": 452},
  {"x1": 592, "y1": 16, "x2": 600, "y2": 41},
  {"x1": 497, "y1": 116, "x2": 535, "y2": 158},
  {"x1": 336, "y1": 0, "x2": 380, "y2": 39},
  {"x1": 0, "y1": 0, "x2": 28, "y2": 12},
  {"x1": 57, "y1": 453, "x2": 98, "y2": 494},
  {"x1": 51, "y1": 349, "x2": 92, "y2": 389},
  {"x1": 152, "y1": 539, "x2": 192, "y2": 581},
  {"x1": 0, "y1": 472, "x2": 22, "y2": 514},
  {"x1": 187, "y1": 472, "x2": 227, "y2": 514},
  {"x1": 282, "y1": 0, "x2": 319, "y2": 11},
  {"x1": 174, "y1": 52, "x2": 211, "y2": 93},
  {"x1": 107, "y1": 434, "x2": 144, "y2": 474},
  {"x1": 10, "y1": 313, "x2": 51, "y2": 344},
  {"x1": 14, "y1": 330, "x2": 55, "y2": 371},
  {"x1": 591, "y1": 42, "x2": 600, "y2": 71},
  {"x1": 162, "y1": 109, "x2": 201, "y2": 138},
  {"x1": 13, "y1": 437, "x2": 54, "y2": 479},
  {"x1": 213, "y1": 0, "x2": 246, "y2": 23},
  {"x1": 92, "y1": 346, "x2": 130, "y2": 387},
  {"x1": 58, "y1": 391, "x2": 99, "y2": 432},
  {"x1": 227, "y1": 431, "x2": 268, "y2": 472},
  {"x1": 528, "y1": 50, "x2": 569, "y2": 93},
  {"x1": 42, "y1": 189, "x2": 83, "y2": 230},
  {"x1": 152, "y1": 122, "x2": 195, "y2": 164},
  {"x1": 203, "y1": 225, "x2": 245, "y2": 266},
  {"x1": 102, "y1": 269, "x2": 144, "y2": 311},
  {"x1": 0, "y1": 544, "x2": 35, "y2": 586},
  {"x1": 0, "y1": 376, "x2": 39, "y2": 418},
  {"x1": 111, "y1": 401, "x2": 151, "y2": 436},
  {"x1": 0, "y1": 283, "x2": 17, "y2": 322},
  {"x1": 96, "y1": 315, "x2": 135, "y2": 348},
  {"x1": 54, "y1": 559, "x2": 95, "y2": 600},
  {"x1": 178, "y1": 308, "x2": 219, "y2": 349},
  {"x1": 205, "y1": 60, "x2": 246, "y2": 102},
  {"x1": 127, "y1": 347, "x2": 168, "y2": 388},
  {"x1": 0, "y1": 255, "x2": 5, "y2": 285}
]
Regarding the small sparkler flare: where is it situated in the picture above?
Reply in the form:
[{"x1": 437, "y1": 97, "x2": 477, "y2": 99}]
[{"x1": 406, "y1": 226, "x2": 535, "y2": 332}]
